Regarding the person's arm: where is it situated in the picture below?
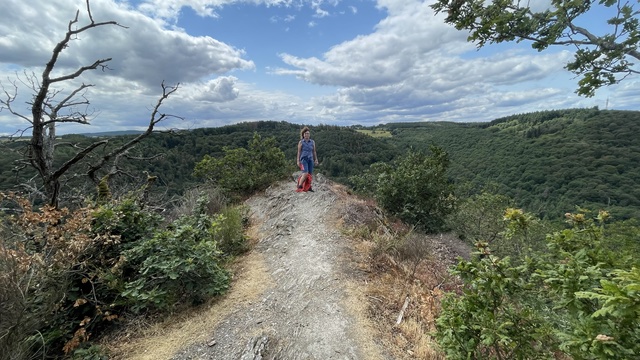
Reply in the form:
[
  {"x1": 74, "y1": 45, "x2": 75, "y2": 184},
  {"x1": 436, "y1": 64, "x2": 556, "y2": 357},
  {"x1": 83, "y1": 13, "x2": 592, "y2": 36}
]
[
  {"x1": 313, "y1": 141, "x2": 318, "y2": 165},
  {"x1": 296, "y1": 141, "x2": 302, "y2": 167}
]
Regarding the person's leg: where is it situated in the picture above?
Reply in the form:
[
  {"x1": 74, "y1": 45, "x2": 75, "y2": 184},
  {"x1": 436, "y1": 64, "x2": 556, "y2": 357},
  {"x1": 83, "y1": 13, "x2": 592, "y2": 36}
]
[
  {"x1": 306, "y1": 159, "x2": 314, "y2": 191},
  {"x1": 298, "y1": 158, "x2": 310, "y2": 188},
  {"x1": 298, "y1": 173, "x2": 307, "y2": 188},
  {"x1": 307, "y1": 158, "x2": 314, "y2": 176}
]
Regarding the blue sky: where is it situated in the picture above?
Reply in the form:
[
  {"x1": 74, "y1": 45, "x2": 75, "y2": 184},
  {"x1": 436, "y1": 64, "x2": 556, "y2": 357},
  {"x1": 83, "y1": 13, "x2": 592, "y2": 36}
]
[{"x1": 0, "y1": 0, "x2": 638, "y2": 135}]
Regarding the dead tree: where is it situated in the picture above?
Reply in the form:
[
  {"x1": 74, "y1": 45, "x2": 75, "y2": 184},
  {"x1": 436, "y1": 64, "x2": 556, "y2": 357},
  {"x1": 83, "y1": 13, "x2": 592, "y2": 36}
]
[{"x1": 0, "y1": 0, "x2": 180, "y2": 208}]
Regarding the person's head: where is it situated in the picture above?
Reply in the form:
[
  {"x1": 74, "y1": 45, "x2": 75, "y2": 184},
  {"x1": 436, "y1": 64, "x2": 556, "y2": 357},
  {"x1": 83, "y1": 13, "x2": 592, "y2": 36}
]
[{"x1": 300, "y1": 126, "x2": 310, "y2": 139}]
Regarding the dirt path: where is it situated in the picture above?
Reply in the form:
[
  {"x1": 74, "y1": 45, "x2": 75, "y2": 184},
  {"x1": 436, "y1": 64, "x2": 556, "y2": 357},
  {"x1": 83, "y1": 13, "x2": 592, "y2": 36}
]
[
  {"x1": 162, "y1": 175, "x2": 389, "y2": 359},
  {"x1": 106, "y1": 174, "x2": 471, "y2": 359}
]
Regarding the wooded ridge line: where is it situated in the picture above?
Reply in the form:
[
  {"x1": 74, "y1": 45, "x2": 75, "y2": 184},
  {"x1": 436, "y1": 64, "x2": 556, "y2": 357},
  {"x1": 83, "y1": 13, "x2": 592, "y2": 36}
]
[{"x1": 1, "y1": 107, "x2": 638, "y2": 220}]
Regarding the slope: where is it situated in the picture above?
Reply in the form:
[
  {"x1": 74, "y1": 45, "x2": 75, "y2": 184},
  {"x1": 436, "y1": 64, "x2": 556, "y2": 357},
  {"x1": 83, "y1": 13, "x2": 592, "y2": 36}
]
[
  {"x1": 108, "y1": 175, "x2": 389, "y2": 359},
  {"x1": 106, "y1": 174, "x2": 469, "y2": 359},
  {"x1": 385, "y1": 109, "x2": 640, "y2": 219}
]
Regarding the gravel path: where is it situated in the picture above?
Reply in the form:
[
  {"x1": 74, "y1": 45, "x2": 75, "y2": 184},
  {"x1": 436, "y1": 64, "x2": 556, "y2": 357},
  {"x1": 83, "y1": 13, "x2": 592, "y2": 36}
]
[{"x1": 170, "y1": 174, "x2": 389, "y2": 360}]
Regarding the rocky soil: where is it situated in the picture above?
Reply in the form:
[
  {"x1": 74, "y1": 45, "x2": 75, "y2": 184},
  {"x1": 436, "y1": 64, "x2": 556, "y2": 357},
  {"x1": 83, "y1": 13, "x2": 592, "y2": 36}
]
[
  {"x1": 169, "y1": 174, "x2": 390, "y2": 359},
  {"x1": 108, "y1": 173, "x2": 470, "y2": 360}
]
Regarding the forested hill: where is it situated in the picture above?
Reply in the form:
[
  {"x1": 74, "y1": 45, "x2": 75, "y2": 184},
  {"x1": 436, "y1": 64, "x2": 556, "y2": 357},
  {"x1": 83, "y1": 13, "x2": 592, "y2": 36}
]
[
  {"x1": 1, "y1": 108, "x2": 638, "y2": 220},
  {"x1": 125, "y1": 122, "x2": 399, "y2": 191},
  {"x1": 384, "y1": 108, "x2": 640, "y2": 220}
]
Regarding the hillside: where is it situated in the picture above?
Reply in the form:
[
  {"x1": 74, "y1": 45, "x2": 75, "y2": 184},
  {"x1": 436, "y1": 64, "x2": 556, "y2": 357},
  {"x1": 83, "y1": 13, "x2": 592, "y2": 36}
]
[
  {"x1": 2, "y1": 108, "x2": 638, "y2": 359},
  {"x1": 105, "y1": 176, "x2": 468, "y2": 359},
  {"x1": 383, "y1": 108, "x2": 640, "y2": 220},
  {"x1": 1, "y1": 108, "x2": 638, "y2": 220}
]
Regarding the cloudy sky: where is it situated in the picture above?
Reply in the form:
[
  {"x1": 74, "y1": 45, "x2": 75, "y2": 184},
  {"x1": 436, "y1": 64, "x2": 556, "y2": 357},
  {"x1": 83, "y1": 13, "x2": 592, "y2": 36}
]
[{"x1": 0, "y1": 0, "x2": 637, "y2": 135}]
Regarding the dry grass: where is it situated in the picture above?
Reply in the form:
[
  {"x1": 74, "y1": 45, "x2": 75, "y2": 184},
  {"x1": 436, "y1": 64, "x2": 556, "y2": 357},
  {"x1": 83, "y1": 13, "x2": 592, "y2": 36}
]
[
  {"x1": 166, "y1": 185, "x2": 229, "y2": 222},
  {"x1": 336, "y1": 194, "x2": 465, "y2": 359},
  {"x1": 102, "y1": 183, "x2": 465, "y2": 360}
]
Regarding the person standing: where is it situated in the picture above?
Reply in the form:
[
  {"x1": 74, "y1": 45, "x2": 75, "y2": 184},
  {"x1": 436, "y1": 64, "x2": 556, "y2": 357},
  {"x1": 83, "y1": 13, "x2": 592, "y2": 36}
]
[{"x1": 296, "y1": 126, "x2": 318, "y2": 192}]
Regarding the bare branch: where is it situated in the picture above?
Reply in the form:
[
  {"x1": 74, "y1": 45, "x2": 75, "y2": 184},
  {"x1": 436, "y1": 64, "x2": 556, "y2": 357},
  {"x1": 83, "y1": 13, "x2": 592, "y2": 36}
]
[
  {"x1": 42, "y1": 117, "x2": 90, "y2": 126},
  {"x1": 8, "y1": 127, "x2": 32, "y2": 140},
  {"x1": 53, "y1": 84, "x2": 93, "y2": 113},
  {"x1": 0, "y1": 80, "x2": 32, "y2": 124},
  {"x1": 86, "y1": 82, "x2": 182, "y2": 183},
  {"x1": 52, "y1": 140, "x2": 109, "y2": 181},
  {"x1": 15, "y1": 176, "x2": 47, "y2": 203},
  {"x1": 20, "y1": 1, "x2": 131, "y2": 207},
  {"x1": 49, "y1": 60, "x2": 112, "y2": 84},
  {"x1": 123, "y1": 153, "x2": 164, "y2": 162},
  {"x1": 9, "y1": 0, "x2": 177, "y2": 208},
  {"x1": 85, "y1": 0, "x2": 95, "y2": 23},
  {"x1": 100, "y1": 153, "x2": 136, "y2": 182}
]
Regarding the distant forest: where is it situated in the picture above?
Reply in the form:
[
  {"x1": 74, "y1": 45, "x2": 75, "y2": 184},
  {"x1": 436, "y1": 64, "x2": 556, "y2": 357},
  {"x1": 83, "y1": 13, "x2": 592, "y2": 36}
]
[{"x1": 1, "y1": 108, "x2": 638, "y2": 221}]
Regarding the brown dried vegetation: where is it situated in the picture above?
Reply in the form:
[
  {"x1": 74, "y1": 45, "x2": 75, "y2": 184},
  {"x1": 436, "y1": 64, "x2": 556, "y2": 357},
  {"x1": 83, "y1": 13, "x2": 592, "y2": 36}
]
[
  {"x1": 337, "y1": 195, "x2": 469, "y2": 359},
  {"x1": 0, "y1": 192, "x2": 119, "y2": 358}
]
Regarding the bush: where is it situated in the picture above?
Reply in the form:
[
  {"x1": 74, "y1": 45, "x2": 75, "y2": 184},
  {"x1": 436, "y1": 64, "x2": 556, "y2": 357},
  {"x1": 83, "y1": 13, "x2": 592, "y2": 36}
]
[
  {"x1": 446, "y1": 191, "x2": 513, "y2": 244},
  {"x1": 167, "y1": 185, "x2": 229, "y2": 222},
  {"x1": 0, "y1": 227, "x2": 46, "y2": 360},
  {"x1": 0, "y1": 193, "x2": 115, "y2": 358},
  {"x1": 448, "y1": 190, "x2": 551, "y2": 259},
  {"x1": 499, "y1": 207, "x2": 549, "y2": 260},
  {"x1": 604, "y1": 218, "x2": 640, "y2": 268},
  {"x1": 436, "y1": 210, "x2": 640, "y2": 359},
  {"x1": 0, "y1": 187, "x2": 245, "y2": 358},
  {"x1": 353, "y1": 147, "x2": 455, "y2": 233},
  {"x1": 91, "y1": 197, "x2": 164, "y2": 246},
  {"x1": 575, "y1": 267, "x2": 640, "y2": 358},
  {"x1": 193, "y1": 132, "x2": 289, "y2": 198},
  {"x1": 216, "y1": 205, "x2": 250, "y2": 256},
  {"x1": 435, "y1": 243, "x2": 555, "y2": 359},
  {"x1": 122, "y1": 199, "x2": 230, "y2": 312}
]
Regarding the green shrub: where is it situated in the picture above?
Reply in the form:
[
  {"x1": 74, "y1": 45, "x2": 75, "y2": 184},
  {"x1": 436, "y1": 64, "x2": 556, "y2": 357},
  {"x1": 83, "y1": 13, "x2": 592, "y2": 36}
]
[
  {"x1": 435, "y1": 243, "x2": 555, "y2": 359},
  {"x1": 353, "y1": 146, "x2": 455, "y2": 233},
  {"x1": 122, "y1": 203, "x2": 230, "y2": 312},
  {"x1": 604, "y1": 218, "x2": 640, "y2": 268},
  {"x1": 0, "y1": 194, "x2": 115, "y2": 358},
  {"x1": 348, "y1": 162, "x2": 390, "y2": 196},
  {"x1": 446, "y1": 191, "x2": 513, "y2": 244},
  {"x1": 216, "y1": 205, "x2": 250, "y2": 256},
  {"x1": 193, "y1": 132, "x2": 289, "y2": 197},
  {"x1": 168, "y1": 185, "x2": 229, "y2": 221},
  {"x1": 534, "y1": 210, "x2": 639, "y2": 358},
  {"x1": 0, "y1": 190, "x2": 241, "y2": 358},
  {"x1": 92, "y1": 197, "x2": 163, "y2": 246},
  {"x1": 574, "y1": 267, "x2": 640, "y2": 358},
  {"x1": 500, "y1": 207, "x2": 549, "y2": 261},
  {"x1": 436, "y1": 209, "x2": 640, "y2": 359}
]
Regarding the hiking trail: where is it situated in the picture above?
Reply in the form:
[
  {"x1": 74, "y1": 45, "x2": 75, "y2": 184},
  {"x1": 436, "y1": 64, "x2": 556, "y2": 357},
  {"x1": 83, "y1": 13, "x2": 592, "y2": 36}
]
[{"x1": 111, "y1": 174, "x2": 391, "y2": 359}]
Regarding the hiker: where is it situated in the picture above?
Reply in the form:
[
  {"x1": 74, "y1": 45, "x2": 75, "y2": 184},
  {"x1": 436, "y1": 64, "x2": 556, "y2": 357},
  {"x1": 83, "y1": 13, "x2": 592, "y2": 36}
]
[{"x1": 296, "y1": 126, "x2": 318, "y2": 192}]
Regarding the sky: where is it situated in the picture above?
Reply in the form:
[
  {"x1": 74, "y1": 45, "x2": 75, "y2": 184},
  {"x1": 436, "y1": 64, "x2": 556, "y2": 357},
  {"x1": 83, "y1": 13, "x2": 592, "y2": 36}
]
[{"x1": 0, "y1": 0, "x2": 638, "y2": 135}]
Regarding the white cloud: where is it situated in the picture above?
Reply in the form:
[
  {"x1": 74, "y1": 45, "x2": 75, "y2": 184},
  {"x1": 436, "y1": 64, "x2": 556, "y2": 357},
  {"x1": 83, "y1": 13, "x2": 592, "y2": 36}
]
[
  {"x1": 192, "y1": 76, "x2": 240, "y2": 102},
  {"x1": 271, "y1": 0, "x2": 578, "y2": 123},
  {"x1": 133, "y1": 0, "x2": 308, "y2": 21},
  {"x1": 0, "y1": 0, "x2": 635, "y2": 136},
  {"x1": 0, "y1": 0, "x2": 255, "y2": 135},
  {"x1": 275, "y1": 1, "x2": 472, "y2": 86}
]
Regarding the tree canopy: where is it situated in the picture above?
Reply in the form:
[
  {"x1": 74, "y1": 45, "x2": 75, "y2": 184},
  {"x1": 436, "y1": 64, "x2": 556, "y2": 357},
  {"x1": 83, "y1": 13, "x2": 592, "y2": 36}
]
[{"x1": 431, "y1": 0, "x2": 640, "y2": 96}]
